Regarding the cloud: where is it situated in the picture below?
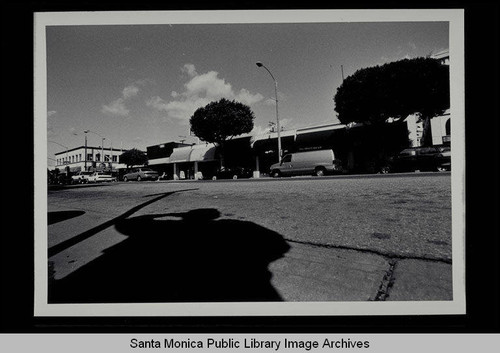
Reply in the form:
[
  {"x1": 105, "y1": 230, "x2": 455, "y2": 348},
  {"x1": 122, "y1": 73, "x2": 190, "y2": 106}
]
[
  {"x1": 250, "y1": 118, "x2": 294, "y2": 136},
  {"x1": 102, "y1": 98, "x2": 129, "y2": 117},
  {"x1": 279, "y1": 118, "x2": 292, "y2": 130},
  {"x1": 102, "y1": 83, "x2": 141, "y2": 116},
  {"x1": 181, "y1": 63, "x2": 197, "y2": 77},
  {"x1": 236, "y1": 88, "x2": 265, "y2": 105},
  {"x1": 146, "y1": 96, "x2": 167, "y2": 111},
  {"x1": 251, "y1": 124, "x2": 270, "y2": 136},
  {"x1": 122, "y1": 85, "x2": 139, "y2": 99},
  {"x1": 263, "y1": 91, "x2": 286, "y2": 106},
  {"x1": 264, "y1": 98, "x2": 276, "y2": 106},
  {"x1": 146, "y1": 64, "x2": 264, "y2": 123}
]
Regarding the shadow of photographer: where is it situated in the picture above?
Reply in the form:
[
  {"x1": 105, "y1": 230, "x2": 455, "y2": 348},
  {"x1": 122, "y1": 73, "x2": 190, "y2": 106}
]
[{"x1": 50, "y1": 208, "x2": 290, "y2": 303}]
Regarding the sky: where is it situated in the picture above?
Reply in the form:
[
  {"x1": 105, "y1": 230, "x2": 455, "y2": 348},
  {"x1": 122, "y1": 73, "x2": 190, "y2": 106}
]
[{"x1": 44, "y1": 13, "x2": 449, "y2": 165}]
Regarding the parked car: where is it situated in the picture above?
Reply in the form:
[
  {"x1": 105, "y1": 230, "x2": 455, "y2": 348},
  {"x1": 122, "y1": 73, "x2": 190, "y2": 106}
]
[
  {"x1": 214, "y1": 167, "x2": 253, "y2": 180},
  {"x1": 88, "y1": 172, "x2": 116, "y2": 183},
  {"x1": 123, "y1": 167, "x2": 159, "y2": 181},
  {"x1": 53, "y1": 174, "x2": 72, "y2": 185},
  {"x1": 71, "y1": 171, "x2": 93, "y2": 184},
  {"x1": 436, "y1": 146, "x2": 451, "y2": 171},
  {"x1": 386, "y1": 146, "x2": 451, "y2": 173},
  {"x1": 270, "y1": 149, "x2": 343, "y2": 177}
]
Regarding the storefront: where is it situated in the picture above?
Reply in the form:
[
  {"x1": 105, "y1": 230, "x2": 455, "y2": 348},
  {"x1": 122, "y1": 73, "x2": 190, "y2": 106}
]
[{"x1": 149, "y1": 144, "x2": 218, "y2": 180}]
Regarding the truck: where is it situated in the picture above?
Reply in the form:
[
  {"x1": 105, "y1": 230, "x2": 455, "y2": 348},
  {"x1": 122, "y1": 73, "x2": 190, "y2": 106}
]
[{"x1": 269, "y1": 149, "x2": 343, "y2": 177}]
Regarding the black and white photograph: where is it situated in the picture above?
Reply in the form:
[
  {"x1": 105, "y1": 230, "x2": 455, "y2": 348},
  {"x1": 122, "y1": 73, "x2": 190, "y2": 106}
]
[{"x1": 34, "y1": 9, "x2": 466, "y2": 317}]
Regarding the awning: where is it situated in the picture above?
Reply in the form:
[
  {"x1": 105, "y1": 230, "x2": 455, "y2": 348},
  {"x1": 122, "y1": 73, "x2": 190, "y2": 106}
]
[
  {"x1": 167, "y1": 144, "x2": 217, "y2": 164},
  {"x1": 169, "y1": 146, "x2": 192, "y2": 163},
  {"x1": 189, "y1": 144, "x2": 216, "y2": 162}
]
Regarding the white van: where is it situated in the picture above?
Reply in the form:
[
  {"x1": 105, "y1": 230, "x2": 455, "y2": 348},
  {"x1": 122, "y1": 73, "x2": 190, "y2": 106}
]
[{"x1": 269, "y1": 149, "x2": 342, "y2": 177}]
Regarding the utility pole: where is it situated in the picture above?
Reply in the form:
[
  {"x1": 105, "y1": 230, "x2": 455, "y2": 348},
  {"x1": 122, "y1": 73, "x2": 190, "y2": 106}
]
[{"x1": 84, "y1": 133, "x2": 88, "y2": 170}]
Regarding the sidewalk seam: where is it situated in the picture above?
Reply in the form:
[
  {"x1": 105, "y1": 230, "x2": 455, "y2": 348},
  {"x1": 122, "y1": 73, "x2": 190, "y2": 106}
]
[
  {"x1": 372, "y1": 259, "x2": 397, "y2": 301},
  {"x1": 285, "y1": 238, "x2": 451, "y2": 264}
]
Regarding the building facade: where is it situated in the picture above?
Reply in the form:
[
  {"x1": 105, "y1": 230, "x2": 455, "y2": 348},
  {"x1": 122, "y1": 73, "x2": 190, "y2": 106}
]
[
  {"x1": 406, "y1": 110, "x2": 451, "y2": 147},
  {"x1": 53, "y1": 146, "x2": 128, "y2": 173}
]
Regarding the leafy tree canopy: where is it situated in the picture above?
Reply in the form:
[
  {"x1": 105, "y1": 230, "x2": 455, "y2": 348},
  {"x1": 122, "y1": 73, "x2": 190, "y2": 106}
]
[
  {"x1": 119, "y1": 148, "x2": 148, "y2": 168},
  {"x1": 190, "y1": 98, "x2": 255, "y2": 145},
  {"x1": 334, "y1": 57, "x2": 450, "y2": 126}
]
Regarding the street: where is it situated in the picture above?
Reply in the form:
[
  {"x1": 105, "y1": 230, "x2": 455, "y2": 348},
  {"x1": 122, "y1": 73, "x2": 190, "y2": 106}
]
[{"x1": 47, "y1": 172, "x2": 453, "y2": 303}]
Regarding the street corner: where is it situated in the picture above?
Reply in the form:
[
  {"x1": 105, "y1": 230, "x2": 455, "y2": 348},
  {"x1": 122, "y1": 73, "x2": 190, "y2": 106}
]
[{"x1": 269, "y1": 242, "x2": 390, "y2": 302}]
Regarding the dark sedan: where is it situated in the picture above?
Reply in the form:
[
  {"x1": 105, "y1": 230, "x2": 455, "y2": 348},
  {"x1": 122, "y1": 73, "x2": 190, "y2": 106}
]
[
  {"x1": 387, "y1": 146, "x2": 451, "y2": 173},
  {"x1": 214, "y1": 167, "x2": 253, "y2": 180}
]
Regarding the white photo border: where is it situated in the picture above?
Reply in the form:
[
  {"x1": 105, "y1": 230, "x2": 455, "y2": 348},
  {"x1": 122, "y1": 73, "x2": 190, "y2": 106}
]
[{"x1": 34, "y1": 9, "x2": 465, "y2": 317}]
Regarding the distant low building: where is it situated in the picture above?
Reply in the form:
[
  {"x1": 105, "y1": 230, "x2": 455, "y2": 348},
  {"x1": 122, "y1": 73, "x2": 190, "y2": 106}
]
[
  {"x1": 52, "y1": 145, "x2": 130, "y2": 173},
  {"x1": 406, "y1": 109, "x2": 450, "y2": 147}
]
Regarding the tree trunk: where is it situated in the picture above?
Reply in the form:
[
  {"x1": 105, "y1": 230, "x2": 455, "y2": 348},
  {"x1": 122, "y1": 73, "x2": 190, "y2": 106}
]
[
  {"x1": 218, "y1": 142, "x2": 225, "y2": 169},
  {"x1": 420, "y1": 116, "x2": 433, "y2": 147}
]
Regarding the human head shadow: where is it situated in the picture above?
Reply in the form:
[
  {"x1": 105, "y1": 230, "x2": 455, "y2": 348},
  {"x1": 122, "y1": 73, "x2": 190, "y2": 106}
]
[{"x1": 49, "y1": 208, "x2": 290, "y2": 303}]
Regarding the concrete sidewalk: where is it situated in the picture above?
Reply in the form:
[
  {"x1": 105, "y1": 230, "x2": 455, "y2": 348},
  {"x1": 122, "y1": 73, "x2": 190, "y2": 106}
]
[
  {"x1": 269, "y1": 242, "x2": 452, "y2": 302},
  {"x1": 48, "y1": 225, "x2": 453, "y2": 303},
  {"x1": 46, "y1": 207, "x2": 453, "y2": 303}
]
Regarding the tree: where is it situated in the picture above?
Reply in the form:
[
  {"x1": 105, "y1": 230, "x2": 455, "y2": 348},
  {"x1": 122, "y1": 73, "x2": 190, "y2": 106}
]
[
  {"x1": 119, "y1": 148, "x2": 148, "y2": 168},
  {"x1": 190, "y1": 98, "x2": 255, "y2": 167},
  {"x1": 334, "y1": 57, "x2": 449, "y2": 146}
]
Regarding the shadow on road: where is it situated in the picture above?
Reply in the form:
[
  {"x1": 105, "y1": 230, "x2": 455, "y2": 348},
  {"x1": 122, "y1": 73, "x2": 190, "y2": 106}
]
[
  {"x1": 49, "y1": 208, "x2": 290, "y2": 303},
  {"x1": 48, "y1": 190, "x2": 198, "y2": 258},
  {"x1": 48, "y1": 210, "x2": 86, "y2": 225}
]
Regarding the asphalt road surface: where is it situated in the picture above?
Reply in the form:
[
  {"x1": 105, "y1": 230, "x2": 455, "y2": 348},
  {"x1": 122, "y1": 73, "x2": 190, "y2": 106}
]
[{"x1": 46, "y1": 172, "x2": 454, "y2": 305}]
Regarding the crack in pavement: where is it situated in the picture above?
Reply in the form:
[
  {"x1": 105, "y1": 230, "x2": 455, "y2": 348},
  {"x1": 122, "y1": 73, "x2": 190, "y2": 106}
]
[
  {"x1": 372, "y1": 259, "x2": 397, "y2": 301},
  {"x1": 285, "y1": 238, "x2": 452, "y2": 264}
]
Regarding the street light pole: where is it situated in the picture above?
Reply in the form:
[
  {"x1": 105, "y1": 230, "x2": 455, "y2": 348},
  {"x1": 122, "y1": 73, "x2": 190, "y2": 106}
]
[
  {"x1": 84, "y1": 129, "x2": 106, "y2": 171},
  {"x1": 84, "y1": 133, "x2": 88, "y2": 170},
  {"x1": 102, "y1": 137, "x2": 105, "y2": 169},
  {"x1": 109, "y1": 141, "x2": 113, "y2": 171},
  {"x1": 256, "y1": 61, "x2": 282, "y2": 162}
]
